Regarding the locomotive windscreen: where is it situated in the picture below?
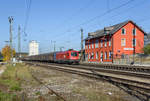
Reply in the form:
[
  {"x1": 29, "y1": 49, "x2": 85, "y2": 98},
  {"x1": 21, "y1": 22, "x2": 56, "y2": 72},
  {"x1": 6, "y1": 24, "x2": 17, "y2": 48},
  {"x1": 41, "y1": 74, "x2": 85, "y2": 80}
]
[{"x1": 71, "y1": 52, "x2": 78, "y2": 56}]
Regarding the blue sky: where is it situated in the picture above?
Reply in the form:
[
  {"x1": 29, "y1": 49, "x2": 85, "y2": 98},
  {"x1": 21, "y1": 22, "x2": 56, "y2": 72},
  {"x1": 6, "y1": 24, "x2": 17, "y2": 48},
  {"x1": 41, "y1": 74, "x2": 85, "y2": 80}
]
[{"x1": 0, "y1": 0, "x2": 150, "y2": 53}]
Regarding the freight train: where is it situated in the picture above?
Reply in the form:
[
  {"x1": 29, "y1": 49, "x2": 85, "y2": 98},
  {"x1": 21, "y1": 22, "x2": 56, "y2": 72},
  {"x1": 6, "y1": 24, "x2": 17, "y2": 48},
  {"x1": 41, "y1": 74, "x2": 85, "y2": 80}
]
[{"x1": 23, "y1": 49, "x2": 80, "y2": 64}]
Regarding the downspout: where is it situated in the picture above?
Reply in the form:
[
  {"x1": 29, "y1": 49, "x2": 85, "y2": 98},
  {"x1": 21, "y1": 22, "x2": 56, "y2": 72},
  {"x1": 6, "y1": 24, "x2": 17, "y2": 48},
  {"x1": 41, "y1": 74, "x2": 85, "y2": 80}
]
[
  {"x1": 133, "y1": 25, "x2": 136, "y2": 64},
  {"x1": 111, "y1": 33, "x2": 114, "y2": 64}
]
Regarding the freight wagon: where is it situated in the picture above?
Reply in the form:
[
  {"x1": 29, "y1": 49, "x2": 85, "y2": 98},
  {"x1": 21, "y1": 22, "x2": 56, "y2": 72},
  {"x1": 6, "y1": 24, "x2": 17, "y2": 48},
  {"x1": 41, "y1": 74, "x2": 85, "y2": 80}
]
[{"x1": 23, "y1": 49, "x2": 79, "y2": 64}]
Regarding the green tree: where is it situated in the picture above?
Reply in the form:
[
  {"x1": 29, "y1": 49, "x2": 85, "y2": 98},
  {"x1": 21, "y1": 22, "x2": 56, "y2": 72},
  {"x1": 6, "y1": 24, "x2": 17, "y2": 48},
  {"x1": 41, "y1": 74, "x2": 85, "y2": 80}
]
[{"x1": 143, "y1": 44, "x2": 150, "y2": 54}]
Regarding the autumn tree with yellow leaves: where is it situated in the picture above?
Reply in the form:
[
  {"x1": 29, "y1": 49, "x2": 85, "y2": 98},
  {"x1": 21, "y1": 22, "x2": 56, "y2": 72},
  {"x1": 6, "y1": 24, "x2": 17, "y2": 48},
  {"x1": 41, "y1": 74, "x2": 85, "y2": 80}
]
[{"x1": 1, "y1": 45, "x2": 16, "y2": 61}]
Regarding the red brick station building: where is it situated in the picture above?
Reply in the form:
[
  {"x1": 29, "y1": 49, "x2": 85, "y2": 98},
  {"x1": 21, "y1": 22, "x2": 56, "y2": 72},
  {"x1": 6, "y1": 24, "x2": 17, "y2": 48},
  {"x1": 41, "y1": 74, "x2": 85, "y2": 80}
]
[{"x1": 85, "y1": 20, "x2": 147, "y2": 63}]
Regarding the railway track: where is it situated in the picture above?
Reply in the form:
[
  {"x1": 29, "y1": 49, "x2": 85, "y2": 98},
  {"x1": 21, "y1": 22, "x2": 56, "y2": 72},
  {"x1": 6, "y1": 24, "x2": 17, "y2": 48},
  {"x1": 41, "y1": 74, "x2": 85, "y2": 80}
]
[
  {"x1": 28, "y1": 66, "x2": 67, "y2": 101},
  {"x1": 33, "y1": 61, "x2": 150, "y2": 74},
  {"x1": 26, "y1": 61, "x2": 150, "y2": 101},
  {"x1": 34, "y1": 62, "x2": 150, "y2": 79},
  {"x1": 80, "y1": 63, "x2": 150, "y2": 73},
  {"x1": 25, "y1": 61, "x2": 150, "y2": 73}
]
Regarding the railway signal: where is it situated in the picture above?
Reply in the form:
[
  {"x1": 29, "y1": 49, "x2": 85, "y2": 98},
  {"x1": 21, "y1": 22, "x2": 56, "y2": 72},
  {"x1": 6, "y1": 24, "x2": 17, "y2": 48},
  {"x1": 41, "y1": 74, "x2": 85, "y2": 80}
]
[{"x1": 81, "y1": 28, "x2": 84, "y2": 62}]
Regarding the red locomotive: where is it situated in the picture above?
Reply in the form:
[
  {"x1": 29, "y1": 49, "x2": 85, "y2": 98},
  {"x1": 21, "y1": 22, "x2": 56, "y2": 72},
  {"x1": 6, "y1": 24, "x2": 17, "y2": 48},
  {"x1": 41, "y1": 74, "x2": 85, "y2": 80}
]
[
  {"x1": 23, "y1": 49, "x2": 80, "y2": 64},
  {"x1": 55, "y1": 49, "x2": 79, "y2": 64}
]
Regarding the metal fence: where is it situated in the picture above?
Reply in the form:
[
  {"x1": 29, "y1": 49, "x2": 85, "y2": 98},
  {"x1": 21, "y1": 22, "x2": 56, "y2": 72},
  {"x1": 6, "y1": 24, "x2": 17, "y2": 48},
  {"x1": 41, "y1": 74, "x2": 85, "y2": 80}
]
[
  {"x1": 113, "y1": 54, "x2": 150, "y2": 65},
  {"x1": 83, "y1": 53, "x2": 150, "y2": 65}
]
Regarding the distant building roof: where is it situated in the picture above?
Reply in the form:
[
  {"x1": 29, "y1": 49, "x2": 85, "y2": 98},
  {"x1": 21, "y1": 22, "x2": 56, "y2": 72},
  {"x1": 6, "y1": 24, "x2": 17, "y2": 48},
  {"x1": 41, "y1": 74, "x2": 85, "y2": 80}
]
[
  {"x1": 15, "y1": 52, "x2": 28, "y2": 57},
  {"x1": 144, "y1": 33, "x2": 150, "y2": 46},
  {"x1": 30, "y1": 40, "x2": 38, "y2": 43},
  {"x1": 16, "y1": 52, "x2": 28, "y2": 55},
  {"x1": 147, "y1": 33, "x2": 150, "y2": 39},
  {"x1": 86, "y1": 20, "x2": 147, "y2": 40}
]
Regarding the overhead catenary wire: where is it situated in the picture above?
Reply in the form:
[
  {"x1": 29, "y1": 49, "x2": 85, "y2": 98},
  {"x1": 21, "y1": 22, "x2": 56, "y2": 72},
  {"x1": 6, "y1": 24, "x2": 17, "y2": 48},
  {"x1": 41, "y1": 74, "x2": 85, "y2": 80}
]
[
  {"x1": 53, "y1": 0, "x2": 96, "y2": 31},
  {"x1": 39, "y1": 0, "x2": 149, "y2": 52},
  {"x1": 71, "y1": 0, "x2": 135, "y2": 29},
  {"x1": 82, "y1": 0, "x2": 148, "y2": 33},
  {"x1": 24, "y1": 0, "x2": 32, "y2": 37},
  {"x1": 52, "y1": 0, "x2": 135, "y2": 41},
  {"x1": 55, "y1": 0, "x2": 150, "y2": 51},
  {"x1": 47, "y1": 0, "x2": 136, "y2": 52},
  {"x1": 66, "y1": 0, "x2": 149, "y2": 41},
  {"x1": 12, "y1": 0, "x2": 32, "y2": 41}
]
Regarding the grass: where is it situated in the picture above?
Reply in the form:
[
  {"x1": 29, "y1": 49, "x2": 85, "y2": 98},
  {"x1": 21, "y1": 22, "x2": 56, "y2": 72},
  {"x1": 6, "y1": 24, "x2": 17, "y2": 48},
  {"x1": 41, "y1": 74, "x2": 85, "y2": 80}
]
[
  {"x1": 0, "y1": 63, "x2": 39, "y2": 101},
  {"x1": 0, "y1": 64, "x2": 22, "y2": 92},
  {"x1": 0, "y1": 91, "x2": 18, "y2": 101},
  {"x1": 1, "y1": 63, "x2": 38, "y2": 88},
  {"x1": 35, "y1": 91, "x2": 41, "y2": 96}
]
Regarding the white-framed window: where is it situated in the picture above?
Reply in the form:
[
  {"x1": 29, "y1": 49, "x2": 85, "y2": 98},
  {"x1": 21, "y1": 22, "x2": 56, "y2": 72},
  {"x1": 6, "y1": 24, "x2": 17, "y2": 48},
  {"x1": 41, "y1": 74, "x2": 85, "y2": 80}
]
[
  {"x1": 109, "y1": 39, "x2": 111, "y2": 46},
  {"x1": 109, "y1": 51, "x2": 111, "y2": 59},
  {"x1": 96, "y1": 52, "x2": 99, "y2": 59},
  {"x1": 105, "y1": 52, "x2": 107, "y2": 60},
  {"x1": 92, "y1": 41, "x2": 94, "y2": 49},
  {"x1": 91, "y1": 52, "x2": 94, "y2": 59},
  {"x1": 132, "y1": 38, "x2": 136, "y2": 46},
  {"x1": 122, "y1": 28, "x2": 126, "y2": 35},
  {"x1": 101, "y1": 40, "x2": 103, "y2": 47},
  {"x1": 105, "y1": 39, "x2": 107, "y2": 47},
  {"x1": 89, "y1": 42, "x2": 91, "y2": 49},
  {"x1": 95, "y1": 39, "x2": 99, "y2": 48},
  {"x1": 101, "y1": 52, "x2": 103, "y2": 61},
  {"x1": 89, "y1": 53, "x2": 91, "y2": 59},
  {"x1": 132, "y1": 28, "x2": 136, "y2": 35},
  {"x1": 121, "y1": 38, "x2": 126, "y2": 46}
]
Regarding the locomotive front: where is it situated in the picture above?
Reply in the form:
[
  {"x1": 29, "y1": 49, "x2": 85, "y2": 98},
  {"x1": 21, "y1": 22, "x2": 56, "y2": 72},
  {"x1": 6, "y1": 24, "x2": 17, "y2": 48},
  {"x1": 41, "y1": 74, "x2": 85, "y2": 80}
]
[{"x1": 68, "y1": 50, "x2": 79, "y2": 64}]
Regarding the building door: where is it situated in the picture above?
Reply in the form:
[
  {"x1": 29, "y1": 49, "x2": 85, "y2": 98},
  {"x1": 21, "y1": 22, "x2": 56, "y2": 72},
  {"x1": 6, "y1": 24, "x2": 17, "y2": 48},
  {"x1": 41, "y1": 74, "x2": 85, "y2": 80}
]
[{"x1": 101, "y1": 52, "x2": 103, "y2": 62}]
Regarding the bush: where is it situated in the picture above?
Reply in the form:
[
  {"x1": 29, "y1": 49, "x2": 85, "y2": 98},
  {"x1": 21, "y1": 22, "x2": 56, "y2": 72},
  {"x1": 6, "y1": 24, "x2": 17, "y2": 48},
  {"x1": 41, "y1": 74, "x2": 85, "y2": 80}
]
[{"x1": 143, "y1": 44, "x2": 150, "y2": 54}]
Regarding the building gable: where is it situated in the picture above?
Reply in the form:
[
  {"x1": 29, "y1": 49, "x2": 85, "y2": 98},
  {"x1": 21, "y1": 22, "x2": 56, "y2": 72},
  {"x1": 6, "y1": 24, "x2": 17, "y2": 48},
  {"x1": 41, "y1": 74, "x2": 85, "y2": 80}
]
[
  {"x1": 86, "y1": 20, "x2": 147, "y2": 40},
  {"x1": 112, "y1": 21, "x2": 146, "y2": 36}
]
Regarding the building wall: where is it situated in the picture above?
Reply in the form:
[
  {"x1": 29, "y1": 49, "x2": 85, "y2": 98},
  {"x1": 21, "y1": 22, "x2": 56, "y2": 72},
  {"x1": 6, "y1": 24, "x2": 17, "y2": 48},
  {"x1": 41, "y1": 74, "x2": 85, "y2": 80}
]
[
  {"x1": 113, "y1": 22, "x2": 144, "y2": 57},
  {"x1": 29, "y1": 41, "x2": 39, "y2": 56},
  {"x1": 85, "y1": 36, "x2": 112, "y2": 62},
  {"x1": 85, "y1": 21, "x2": 144, "y2": 63}
]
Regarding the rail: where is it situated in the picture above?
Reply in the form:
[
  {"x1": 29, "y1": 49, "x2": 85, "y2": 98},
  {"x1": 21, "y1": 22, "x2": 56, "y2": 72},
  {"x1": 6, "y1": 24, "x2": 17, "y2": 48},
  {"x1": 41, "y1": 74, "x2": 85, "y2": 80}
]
[
  {"x1": 26, "y1": 61, "x2": 150, "y2": 101},
  {"x1": 27, "y1": 65, "x2": 67, "y2": 101}
]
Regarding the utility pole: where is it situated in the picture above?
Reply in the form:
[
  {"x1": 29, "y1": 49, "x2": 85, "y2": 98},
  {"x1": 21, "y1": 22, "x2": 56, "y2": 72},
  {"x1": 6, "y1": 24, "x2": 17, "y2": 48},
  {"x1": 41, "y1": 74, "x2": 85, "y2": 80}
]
[
  {"x1": 54, "y1": 41, "x2": 56, "y2": 52},
  {"x1": 18, "y1": 25, "x2": 21, "y2": 58},
  {"x1": 81, "y1": 28, "x2": 83, "y2": 62},
  {"x1": 8, "y1": 16, "x2": 13, "y2": 61}
]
